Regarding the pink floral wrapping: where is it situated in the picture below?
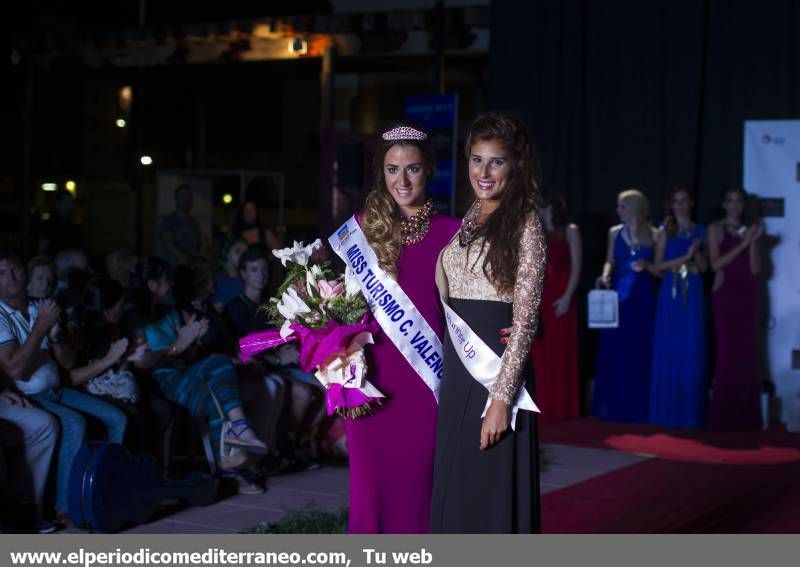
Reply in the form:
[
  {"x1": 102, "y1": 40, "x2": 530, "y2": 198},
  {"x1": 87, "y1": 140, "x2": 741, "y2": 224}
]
[{"x1": 238, "y1": 316, "x2": 382, "y2": 417}]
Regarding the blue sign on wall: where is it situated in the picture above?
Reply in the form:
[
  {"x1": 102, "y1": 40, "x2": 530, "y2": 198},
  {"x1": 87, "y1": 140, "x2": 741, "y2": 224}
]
[{"x1": 405, "y1": 94, "x2": 459, "y2": 214}]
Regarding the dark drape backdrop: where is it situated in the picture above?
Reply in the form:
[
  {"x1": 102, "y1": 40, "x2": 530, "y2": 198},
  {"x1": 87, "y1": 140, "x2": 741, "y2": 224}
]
[
  {"x1": 489, "y1": 0, "x2": 800, "y2": 392},
  {"x1": 489, "y1": 0, "x2": 800, "y2": 224}
]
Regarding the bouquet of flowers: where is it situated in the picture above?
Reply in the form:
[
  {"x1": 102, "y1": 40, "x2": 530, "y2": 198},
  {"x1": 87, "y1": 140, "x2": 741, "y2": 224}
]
[{"x1": 239, "y1": 239, "x2": 383, "y2": 418}]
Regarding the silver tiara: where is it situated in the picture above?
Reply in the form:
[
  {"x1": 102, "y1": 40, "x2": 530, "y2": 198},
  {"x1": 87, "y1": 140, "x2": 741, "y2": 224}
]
[{"x1": 382, "y1": 126, "x2": 427, "y2": 141}]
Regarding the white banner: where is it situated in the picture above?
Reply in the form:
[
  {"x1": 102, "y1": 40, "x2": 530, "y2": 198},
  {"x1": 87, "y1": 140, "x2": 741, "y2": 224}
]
[
  {"x1": 441, "y1": 301, "x2": 539, "y2": 429},
  {"x1": 743, "y1": 120, "x2": 800, "y2": 430},
  {"x1": 329, "y1": 217, "x2": 442, "y2": 401}
]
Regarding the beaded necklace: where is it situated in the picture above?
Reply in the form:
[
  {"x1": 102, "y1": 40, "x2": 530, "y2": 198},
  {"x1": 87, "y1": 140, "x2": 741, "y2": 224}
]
[{"x1": 400, "y1": 199, "x2": 435, "y2": 246}]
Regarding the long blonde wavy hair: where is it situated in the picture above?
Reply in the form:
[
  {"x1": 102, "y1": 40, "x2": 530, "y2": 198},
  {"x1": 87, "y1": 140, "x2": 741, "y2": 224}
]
[
  {"x1": 618, "y1": 188, "x2": 655, "y2": 245},
  {"x1": 361, "y1": 122, "x2": 436, "y2": 277}
]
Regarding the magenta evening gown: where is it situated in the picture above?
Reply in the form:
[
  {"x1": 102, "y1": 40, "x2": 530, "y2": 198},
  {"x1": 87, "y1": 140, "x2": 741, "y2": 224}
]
[
  {"x1": 345, "y1": 213, "x2": 460, "y2": 533},
  {"x1": 708, "y1": 230, "x2": 761, "y2": 431}
]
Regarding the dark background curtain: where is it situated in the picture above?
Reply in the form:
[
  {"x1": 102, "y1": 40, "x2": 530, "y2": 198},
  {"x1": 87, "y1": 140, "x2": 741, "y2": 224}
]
[
  {"x1": 489, "y1": 0, "x2": 800, "y2": 391},
  {"x1": 490, "y1": 0, "x2": 800, "y2": 226}
]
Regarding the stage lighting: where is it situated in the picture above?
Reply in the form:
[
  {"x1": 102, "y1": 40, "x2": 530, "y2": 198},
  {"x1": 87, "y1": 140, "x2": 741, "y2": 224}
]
[
  {"x1": 65, "y1": 180, "x2": 76, "y2": 193},
  {"x1": 289, "y1": 37, "x2": 308, "y2": 55},
  {"x1": 140, "y1": 155, "x2": 153, "y2": 166},
  {"x1": 41, "y1": 183, "x2": 57, "y2": 192},
  {"x1": 222, "y1": 193, "x2": 233, "y2": 205},
  {"x1": 116, "y1": 118, "x2": 127, "y2": 128}
]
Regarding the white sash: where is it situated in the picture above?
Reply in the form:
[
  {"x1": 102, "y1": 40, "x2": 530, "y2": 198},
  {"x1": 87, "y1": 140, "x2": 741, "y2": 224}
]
[
  {"x1": 441, "y1": 300, "x2": 539, "y2": 430},
  {"x1": 329, "y1": 216, "x2": 442, "y2": 402}
]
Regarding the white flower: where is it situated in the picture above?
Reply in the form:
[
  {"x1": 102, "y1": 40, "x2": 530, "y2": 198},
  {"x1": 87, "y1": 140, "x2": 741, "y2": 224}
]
[
  {"x1": 276, "y1": 288, "x2": 311, "y2": 323},
  {"x1": 305, "y1": 264, "x2": 325, "y2": 296},
  {"x1": 279, "y1": 319, "x2": 295, "y2": 339},
  {"x1": 344, "y1": 266, "x2": 362, "y2": 297},
  {"x1": 272, "y1": 241, "x2": 305, "y2": 267}
]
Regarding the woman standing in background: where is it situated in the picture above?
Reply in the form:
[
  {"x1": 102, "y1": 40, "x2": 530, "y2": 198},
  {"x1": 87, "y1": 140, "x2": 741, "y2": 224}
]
[
  {"x1": 649, "y1": 187, "x2": 707, "y2": 429},
  {"x1": 707, "y1": 188, "x2": 763, "y2": 431},
  {"x1": 531, "y1": 192, "x2": 581, "y2": 420},
  {"x1": 592, "y1": 189, "x2": 658, "y2": 423}
]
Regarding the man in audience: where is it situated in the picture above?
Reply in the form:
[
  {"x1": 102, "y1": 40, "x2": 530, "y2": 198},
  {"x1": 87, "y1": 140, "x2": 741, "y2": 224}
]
[
  {"x1": 0, "y1": 248, "x2": 126, "y2": 525},
  {"x1": 225, "y1": 246, "x2": 325, "y2": 466},
  {"x1": 157, "y1": 183, "x2": 204, "y2": 267},
  {"x1": 0, "y1": 377, "x2": 59, "y2": 533}
]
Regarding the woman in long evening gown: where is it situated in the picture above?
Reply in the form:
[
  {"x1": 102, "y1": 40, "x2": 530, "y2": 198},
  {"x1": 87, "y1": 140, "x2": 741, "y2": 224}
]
[
  {"x1": 431, "y1": 113, "x2": 546, "y2": 533},
  {"x1": 344, "y1": 122, "x2": 460, "y2": 533},
  {"x1": 592, "y1": 189, "x2": 658, "y2": 423},
  {"x1": 649, "y1": 187, "x2": 708, "y2": 429},
  {"x1": 531, "y1": 193, "x2": 581, "y2": 420},
  {"x1": 707, "y1": 188, "x2": 763, "y2": 431}
]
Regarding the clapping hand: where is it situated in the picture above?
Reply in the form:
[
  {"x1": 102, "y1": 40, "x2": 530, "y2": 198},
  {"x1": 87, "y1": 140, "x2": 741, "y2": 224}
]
[
  {"x1": 175, "y1": 315, "x2": 208, "y2": 352},
  {"x1": 104, "y1": 338, "x2": 129, "y2": 365},
  {"x1": 34, "y1": 300, "x2": 61, "y2": 336}
]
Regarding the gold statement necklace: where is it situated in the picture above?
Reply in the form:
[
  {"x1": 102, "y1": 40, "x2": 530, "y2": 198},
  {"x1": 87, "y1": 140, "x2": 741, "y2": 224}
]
[{"x1": 400, "y1": 199, "x2": 435, "y2": 246}]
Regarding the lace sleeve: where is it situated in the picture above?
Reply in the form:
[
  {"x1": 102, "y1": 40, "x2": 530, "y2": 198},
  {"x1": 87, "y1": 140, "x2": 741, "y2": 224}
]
[{"x1": 489, "y1": 213, "x2": 547, "y2": 405}]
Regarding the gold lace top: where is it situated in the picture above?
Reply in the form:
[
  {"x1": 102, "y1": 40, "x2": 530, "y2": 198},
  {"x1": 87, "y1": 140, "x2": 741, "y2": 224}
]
[{"x1": 437, "y1": 204, "x2": 547, "y2": 405}]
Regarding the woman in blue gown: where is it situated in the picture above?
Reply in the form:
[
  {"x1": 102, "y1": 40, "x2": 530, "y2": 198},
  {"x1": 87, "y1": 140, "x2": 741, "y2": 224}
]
[
  {"x1": 649, "y1": 188, "x2": 708, "y2": 428},
  {"x1": 592, "y1": 189, "x2": 658, "y2": 423}
]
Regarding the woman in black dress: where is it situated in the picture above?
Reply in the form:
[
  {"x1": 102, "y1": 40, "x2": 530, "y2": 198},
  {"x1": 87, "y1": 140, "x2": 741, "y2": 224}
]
[{"x1": 431, "y1": 112, "x2": 546, "y2": 533}]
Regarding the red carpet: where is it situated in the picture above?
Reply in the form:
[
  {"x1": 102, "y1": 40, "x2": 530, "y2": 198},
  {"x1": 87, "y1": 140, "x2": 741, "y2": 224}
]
[{"x1": 540, "y1": 418, "x2": 800, "y2": 533}]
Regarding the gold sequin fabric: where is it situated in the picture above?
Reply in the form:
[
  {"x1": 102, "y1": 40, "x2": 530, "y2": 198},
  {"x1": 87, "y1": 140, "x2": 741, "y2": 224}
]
[{"x1": 440, "y1": 205, "x2": 547, "y2": 405}]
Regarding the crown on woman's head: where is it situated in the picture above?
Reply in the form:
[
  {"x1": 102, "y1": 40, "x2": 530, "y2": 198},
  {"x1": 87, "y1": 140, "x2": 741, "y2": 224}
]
[{"x1": 382, "y1": 126, "x2": 428, "y2": 141}]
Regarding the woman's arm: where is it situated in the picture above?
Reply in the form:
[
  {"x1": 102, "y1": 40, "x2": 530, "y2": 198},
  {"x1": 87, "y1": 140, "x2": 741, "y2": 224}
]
[
  {"x1": 564, "y1": 224, "x2": 583, "y2": 299},
  {"x1": 481, "y1": 214, "x2": 546, "y2": 450},
  {"x1": 597, "y1": 226, "x2": 618, "y2": 288},
  {"x1": 709, "y1": 223, "x2": 750, "y2": 272},
  {"x1": 68, "y1": 338, "x2": 128, "y2": 386},
  {"x1": 653, "y1": 231, "x2": 701, "y2": 273}
]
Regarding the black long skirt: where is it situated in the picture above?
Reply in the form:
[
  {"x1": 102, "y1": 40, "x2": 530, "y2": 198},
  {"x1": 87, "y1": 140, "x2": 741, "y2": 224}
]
[{"x1": 430, "y1": 298, "x2": 541, "y2": 533}]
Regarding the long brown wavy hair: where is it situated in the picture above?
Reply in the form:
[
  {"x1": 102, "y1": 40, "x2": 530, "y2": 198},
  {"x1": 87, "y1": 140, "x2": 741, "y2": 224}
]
[
  {"x1": 662, "y1": 186, "x2": 692, "y2": 238},
  {"x1": 361, "y1": 121, "x2": 436, "y2": 277},
  {"x1": 465, "y1": 112, "x2": 541, "y2": 296}
]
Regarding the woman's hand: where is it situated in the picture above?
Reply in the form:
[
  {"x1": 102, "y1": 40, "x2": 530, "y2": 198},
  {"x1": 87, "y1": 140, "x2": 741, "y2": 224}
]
[
  {"x1": 631, "y1": 259, "x2": 648, "y2": 273},
  {"x1": 480, "y1": 399, "x2": 511, "y2": 450},
  {"x1": 104, "y1": 338, "x2": 129, "y2": 365},
  {"x1": 499, "y1": 326, "x2": 512, "y2": 344},
  {"x1": 553, "y1": 293, "x2": 572, "y2": 318},
  {"x1": 685, "y1": 238, "x2": 701, "y2": 261},
  {"x1": 595, "y1": 274, "x2": 611, "y2": 289},
  {"x1": 175, "y1": 315, "x2": 207, "y2": 353}
]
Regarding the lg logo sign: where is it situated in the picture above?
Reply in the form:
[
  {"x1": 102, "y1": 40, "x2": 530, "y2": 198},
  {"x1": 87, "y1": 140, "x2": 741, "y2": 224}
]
[{"x1": 762, "y1": 134, "x2": 786, "y2": 145}]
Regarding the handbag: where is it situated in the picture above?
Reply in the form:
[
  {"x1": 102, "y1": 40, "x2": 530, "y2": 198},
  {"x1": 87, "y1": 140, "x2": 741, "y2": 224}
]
[
  {"x1": 85, "y1": 369, "x2": 140, "y2": 404},
  {"x1": 588, "y1": 289, "x2": 619, "y2": 329}
]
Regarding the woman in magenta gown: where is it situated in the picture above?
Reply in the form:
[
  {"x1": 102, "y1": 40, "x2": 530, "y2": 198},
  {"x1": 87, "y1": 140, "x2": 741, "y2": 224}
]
[
  {"x1": 707, "y1": 188, "x2": 763, "y2": 431},
  {"x1": 345, "y1": 122, "x2": 460, "y2": 533}
]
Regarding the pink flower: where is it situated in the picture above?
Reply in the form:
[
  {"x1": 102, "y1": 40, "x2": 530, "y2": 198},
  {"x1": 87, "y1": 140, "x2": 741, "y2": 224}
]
[{"x1": 318, "y1": 280, "x2": 344, "y2": 299}]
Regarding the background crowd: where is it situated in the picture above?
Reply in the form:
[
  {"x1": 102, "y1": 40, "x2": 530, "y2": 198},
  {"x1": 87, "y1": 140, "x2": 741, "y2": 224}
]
[{"x1": 0, "y1": 186, "x2": 345, "y2": 533}]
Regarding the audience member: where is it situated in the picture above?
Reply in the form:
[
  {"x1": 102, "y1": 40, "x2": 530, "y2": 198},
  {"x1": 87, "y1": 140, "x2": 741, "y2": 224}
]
[
  {"x1": 209, "y1": 239, "x2": 246, "y2": 312},
  {"x1": 0, "y1": 377, "x2": 59, "y2": 533},
  {"x1": 26, "y1": 256, "x2": 56, "y2": 301},
  {"x1": 0, "y1": 249, "x2": 126, "y2": 524},
  {"x1": 106, "y1": 248, "x2": 137, "y2": 288},
  {"x1": 157, "y1": 184, "x2": 204, "y2": 267},
  {"x1": 231, "y1": 201, "x2": 282, "y2": 250},
  {"x1": 129, "y1": 257, "x2": 267, "y2": 494},
  {"x1": 225, "y1": 246, "x2": 326, "y2": 463}
]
